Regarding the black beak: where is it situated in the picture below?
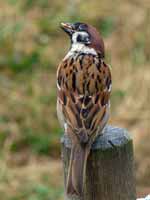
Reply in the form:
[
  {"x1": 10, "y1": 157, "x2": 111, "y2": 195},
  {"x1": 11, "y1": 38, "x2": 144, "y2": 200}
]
[{"x1": 60, "y1": 22, "x2": 75, "y2": 36}]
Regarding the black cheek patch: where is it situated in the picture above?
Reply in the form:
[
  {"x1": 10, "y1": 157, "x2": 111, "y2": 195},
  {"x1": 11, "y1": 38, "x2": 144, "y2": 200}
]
[{"x1": 77, "y1": 35, "x2": 82, "y2": 42}]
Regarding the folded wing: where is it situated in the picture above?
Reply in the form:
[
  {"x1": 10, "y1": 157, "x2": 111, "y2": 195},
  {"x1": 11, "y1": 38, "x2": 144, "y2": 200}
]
[{"x1": 57, "y1": 53, "x2": 111, "y2": 144}]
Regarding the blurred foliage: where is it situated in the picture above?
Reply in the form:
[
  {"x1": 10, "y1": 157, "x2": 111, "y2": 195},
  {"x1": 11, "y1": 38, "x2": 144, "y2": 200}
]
[
  {"x1": 97, "y1": 17, "x2": 116, "y2": 37},
  {"x1": 3, "y1": 184, "x2": 63, "y2": 200},
  {"x1": 0, "y1": 159, "x2": 63, "y2": 200},
  {"x1": 8, "y1": 184, "x2": 63, "y2": 200}
]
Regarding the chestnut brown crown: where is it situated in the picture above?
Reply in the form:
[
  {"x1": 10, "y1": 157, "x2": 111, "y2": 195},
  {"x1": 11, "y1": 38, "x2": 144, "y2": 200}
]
[{"x1": 60, "y1": 22, "x2": 105, "y2": 58}]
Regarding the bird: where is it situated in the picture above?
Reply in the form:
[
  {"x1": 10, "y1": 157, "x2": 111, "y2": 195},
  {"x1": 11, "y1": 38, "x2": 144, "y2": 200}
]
[{"x1": 56, "y1": 22, "x2": 112, "y2": 197}]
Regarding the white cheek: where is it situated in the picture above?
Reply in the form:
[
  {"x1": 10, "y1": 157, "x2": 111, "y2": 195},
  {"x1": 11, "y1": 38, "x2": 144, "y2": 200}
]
[
  {"x1": 72, "y1": 32, "x2": 78, "y2": 43},
  {"x1": 64, "y1": 31, "x2": 97, "y2": 60},
  {"x1": 72, "y1": 31, "x2": 89, "y2": 44}
]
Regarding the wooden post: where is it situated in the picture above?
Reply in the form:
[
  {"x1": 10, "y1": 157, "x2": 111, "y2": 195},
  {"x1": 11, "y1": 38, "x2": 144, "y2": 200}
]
[{"x1": 61, "y1": 125, "x2": 136, "y2": 200}]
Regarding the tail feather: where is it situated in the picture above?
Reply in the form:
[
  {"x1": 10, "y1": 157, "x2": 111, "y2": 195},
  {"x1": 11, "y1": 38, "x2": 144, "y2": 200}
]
[{"x1": 66, "y1": 143, "x2": 90, "y2": 197}]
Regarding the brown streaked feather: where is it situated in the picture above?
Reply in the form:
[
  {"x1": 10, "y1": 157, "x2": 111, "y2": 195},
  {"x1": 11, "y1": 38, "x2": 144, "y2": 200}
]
[
  {"x1": 66, "y1": 140, "x2": 90, "y2": 196},
  {"x1": 57, "y1": 53, "x2": 111, "y2": 143}
]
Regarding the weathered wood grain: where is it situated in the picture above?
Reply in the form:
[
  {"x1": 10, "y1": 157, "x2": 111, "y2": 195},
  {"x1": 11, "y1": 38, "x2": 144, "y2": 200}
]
[{"x1": 61, "y1": 125, "x2": 136, "y2": 200}]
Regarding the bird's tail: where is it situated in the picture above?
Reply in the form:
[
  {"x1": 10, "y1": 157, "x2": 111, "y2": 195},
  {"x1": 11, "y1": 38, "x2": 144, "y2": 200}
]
[{"x1": 66, "y1": 143, "x2": 90, "y2": 197}]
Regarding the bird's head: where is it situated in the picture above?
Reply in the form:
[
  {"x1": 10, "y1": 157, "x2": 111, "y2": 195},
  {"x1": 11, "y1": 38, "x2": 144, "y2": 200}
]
[{"x1": 60, "y1": 22, "x2": 105, "y2": 58}]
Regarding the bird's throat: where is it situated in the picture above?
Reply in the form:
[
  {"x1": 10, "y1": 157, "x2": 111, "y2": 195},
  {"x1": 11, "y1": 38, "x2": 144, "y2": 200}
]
[{"x1": 64, "y1": 43, "x2": 97, "y2": 60}]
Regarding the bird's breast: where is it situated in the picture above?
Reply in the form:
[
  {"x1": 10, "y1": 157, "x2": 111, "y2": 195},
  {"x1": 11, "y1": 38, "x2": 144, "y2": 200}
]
[{"x1": 57, "y1": 53, "x2": 109, "y2": 96}]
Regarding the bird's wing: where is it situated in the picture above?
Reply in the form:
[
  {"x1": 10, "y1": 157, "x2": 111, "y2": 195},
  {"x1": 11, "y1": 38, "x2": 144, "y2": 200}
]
[{"x1": 57, "y1": 54, "x2": 112, "y2": 144}]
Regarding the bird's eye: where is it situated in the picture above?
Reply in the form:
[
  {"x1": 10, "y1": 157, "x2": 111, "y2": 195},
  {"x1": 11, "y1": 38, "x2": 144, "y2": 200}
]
[{"x1": 78, "y1": 24, "x2": 87, "y2": 31}]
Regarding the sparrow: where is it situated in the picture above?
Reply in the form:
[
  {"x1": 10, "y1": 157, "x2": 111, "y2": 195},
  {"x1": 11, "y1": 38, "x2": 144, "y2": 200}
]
[{"x1": 57, "y1": 22, "x2": 112, "y2": 197}]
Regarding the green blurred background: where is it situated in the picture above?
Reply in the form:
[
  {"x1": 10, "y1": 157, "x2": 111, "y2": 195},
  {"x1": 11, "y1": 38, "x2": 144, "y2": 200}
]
[{"x1": 0, "y1": 0, "x2": 150, "y2": 199}]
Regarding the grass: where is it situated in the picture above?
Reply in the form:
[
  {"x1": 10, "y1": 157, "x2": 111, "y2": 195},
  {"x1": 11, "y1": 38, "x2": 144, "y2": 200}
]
[{"x1": 0, "y1": 159, "x2": 63, "y2": 200}]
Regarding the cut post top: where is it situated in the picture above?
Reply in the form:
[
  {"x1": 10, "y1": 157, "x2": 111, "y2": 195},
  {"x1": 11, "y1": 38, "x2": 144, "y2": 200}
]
[{"x1": 61, "y1": 125, "x2": 132, "y2": 150}]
